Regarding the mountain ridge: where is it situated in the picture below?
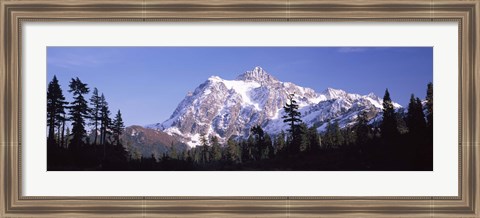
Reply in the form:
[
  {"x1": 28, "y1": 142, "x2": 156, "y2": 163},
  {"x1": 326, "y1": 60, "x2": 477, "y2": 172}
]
[{"x1": 145, "y1": 66, "x2": 401, "y2": 147}]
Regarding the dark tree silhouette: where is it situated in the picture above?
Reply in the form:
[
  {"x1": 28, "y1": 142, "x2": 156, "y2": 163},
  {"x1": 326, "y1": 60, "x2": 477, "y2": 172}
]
[
  {"x1": 426, "y1": 82, "x2": 433, "y2": 132},
  {"x1": 323, "y1": 121, "x2": 334, "y2": 149},
  {"x1": 250, "y1": 125, "x2": 265, "y2": 159},
  {"x1": 282, "y1": 93, "x2": 302, "y2": 135},
  {"x1": 274, "y1": 130, "x2": 286, "y2": 153},
  {"x1": 68, "y1": 77, "x2": 90, "y2": 147},
  {"x1": 64, "y1": 127, "x2": 71, "y2": 147},
  {"x1": 89, "y1": 87, "x2": 102, "y2": 145},
  {"x1": 112, "y1": 110, "x2": 125, "y2": 146},
  {"x1": 47, "y1": 75, "x2": 67, "y2": 146},
  {"x1": 210, "y1": 136, "x2": 222, "y2": 161},
  {"x1": 282, "y1": 93, "x2": 302, "y2": 152},
  {"x1": 323, "y1": 121, "x2": 344, "y2": 148},
  {"x1": 99, "y1": 93, "x2": 111, "y2": 145},
  {"x1": 226, "y1": 137, "x2": 240, "y2": 163},
  {"x1": 381, "y1": 89, "x2": 399, "y2": 141},
  {"x1": 306, "y1": 125, "x2": 321, "y2": 151},
  {"x1": 59, "y1": 113, "x2": 67, "y2": 147},
  {"x1": 406, "y1": 94, "x2": 427, "y2": 136},
  {"x1": 355, "y1": 111, "x2": 370, "y2": 146},
  {"x1": 298, "y1": 123, "x2": 309, "y2": 152},
  {"x1": 333, "y1": 120, "x2": 344, "y2": 146},
  {"x1": 246, "y1": 135, "x2": 256, "y2": 161},
  {"x1": 200, "y1": 134, "x2": 209, "y2": 164}
]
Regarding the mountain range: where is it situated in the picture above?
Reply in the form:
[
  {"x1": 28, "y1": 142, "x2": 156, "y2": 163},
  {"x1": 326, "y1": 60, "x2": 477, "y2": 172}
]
[{"x1": 137, "y1": 66, "x2": 401, "y2": 148}]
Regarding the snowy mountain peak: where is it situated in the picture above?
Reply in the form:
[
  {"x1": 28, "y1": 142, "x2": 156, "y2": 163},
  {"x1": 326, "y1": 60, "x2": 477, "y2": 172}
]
[
  {"x1": 322, "y1": 87, "x2": 347, "y2": 99},
  {"x1": 149, "y1": 67, "x2": 403, "y2": 147},
  {"x1": 208, "y1": 75, "x2": 222, "y2": 81},
  {"x1": 236, "y1": 66, "x2": 278, "y2": 85},
  {"x1": 367, "y1": 92, "x2": 377, "y2": 98}
]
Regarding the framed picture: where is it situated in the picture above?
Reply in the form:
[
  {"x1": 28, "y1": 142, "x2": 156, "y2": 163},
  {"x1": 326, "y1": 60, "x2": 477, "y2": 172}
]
[{"x1": 1, "y1": 0, "x2": 478, "y2": 217}]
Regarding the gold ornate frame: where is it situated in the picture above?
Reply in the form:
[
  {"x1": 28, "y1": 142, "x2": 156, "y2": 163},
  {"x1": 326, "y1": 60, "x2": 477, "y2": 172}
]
[{"x1": 1, "y1": 0, "x2": 478, "y2": 217}]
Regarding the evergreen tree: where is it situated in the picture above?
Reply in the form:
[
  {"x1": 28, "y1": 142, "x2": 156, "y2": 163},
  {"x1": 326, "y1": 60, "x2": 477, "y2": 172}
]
[
  {"x1": 250, "y1": 125, "x2": 265, "y2": 159},
  {"x1": 355, "y1": 111, "x2": 370, "y2": 146},
  {"x1": 406, "y1": 94, "x2": 427, "y2": 135},
  {"x1": 68, "y1": 77, "x2": 90, "y2": 147},
  {"x1": 282, "y1": 93, "x2": 302, "y2": 152},
  {"x1": 333, "y1": 120, "x2": 344, "y2": 146},
  {"x1": 264, "y1": 133, "x2": 275, "y2": 159},
  {"x1": 275, "y1": 131, "x2": 286, "y2": 153},
  {"x1": 210, "y1": 136, "x2": 222, "y2": 161},
  {"x1": 65, "y1": 127, "x2": 71, "y2": 148},
  {"x1": 306, "y1": 125, "x2": 321, "y2": 151},
  {"x1": 111, "y1": 110, "x2": 125, "y2": 146},
  {"x1": 342, "y1": 128, "x2": 356, "y2": 146},
  {"x1": 47, "y1": 75, "x2": 67, "y2": 145},
  {"x1": 185, "y1": 150, "x2": 193, "y2": 162},
  {"x1": 240, "y1": 140, "x2": 250, "y2": 162},
  {"x1": 60, "y1": 113, "x2": 67, "y2": 147},
  {"x1": 426, "y1": 82, "x2": 433, "y2": 131},
  {"x1": 193, "y1": 147, "x2": 201, "y2": 163},
  {"x1": 415, "y1": 97, "x2": 427, "y2": 132},
  {"x1": 380, "y1": 89, "x2": 399, "y2": 141},
  {"x1": 181, "y1": 149, "x2": 189, "y2": 161},
  {"x1": 298, "y1": 123, "x2": 309, "y2": 152},
  {"x1": 226, "y1": 137, "x2": 240, "y2": 163},
  {"x1": 89, "y1": 87, "x2": 102, "y2": 145},
  {"x1": 246, "y1": 135, "x2": 256, "y2": 160},
  {"x1": 323, "y1": 120, "x2": 344, "y2": 148},
  {"x1": 323, "y1": 121, "x2": 334, "y2": 149},
  {"x1": 99, "y1": 94, "x2": 111, "y2": 145},
  {"x1": 395, "y1": 108, "x2": 408, "y2": 134},
  {"x1": 200, "y1": 134, "x2": 209, "y2": 164}
]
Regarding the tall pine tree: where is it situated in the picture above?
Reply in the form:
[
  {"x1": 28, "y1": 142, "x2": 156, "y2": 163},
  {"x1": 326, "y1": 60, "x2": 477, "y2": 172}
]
[
  {"x1": 282, "y1": 93, "x2": 302, "y2": 153},
  {"x1": 68, "y1": 77, "x2": 90, "y2": 147},
  {"x1": 200, "y1": 134, "x2": 209, "y2": 164},
  {"x1": 111, "y1": 110, "x2": 125, "y2": 146},
  {"x1": 59, "y1": 113, "x2": 67, "y2": 147},
  {"x1": 323, "y1": 121, "x2": 334, "y2": 149},
  {"x1": 47, "y1": 75, "x2": 67, "y2": 146},
  {"x1": 99, "y1": 93, "x2": 111, "y2": 145},
  {"x1": 250, "y1": 125, "x2": 265, "y2": 160},
  {"x1": 226, "y1": 137, "x2": 240, "y2": 163},
  {"x1": 64, "y1": 127, "x2": 71, "y2": 148},
  {"x1": 89, "y1": 87, "x2": 102, "y2": 145},
  {"x1": 306, "y1": 125, "x2": 321, "y2": 151},
  {"x1": 380, "y1": 89, "x2": 398, "y2": 141},
  {"x1": 406, "y1": 94, "x2": 427, "y2": 136},
  {"x1": 333, "y1": 120, "x2": 344, "y2": 146},
  {"x1": 210, "y1": 136, "x2": 222, "y2": 162},
  {"x1": 355, "y1": 111, "x2": 370, "y2": 146},
  {"x1": 264, "y1": 133, "x2": 274, "y2": 159}
]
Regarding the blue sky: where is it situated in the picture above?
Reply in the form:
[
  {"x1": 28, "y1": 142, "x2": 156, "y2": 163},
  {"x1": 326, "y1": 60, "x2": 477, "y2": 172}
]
[{"x1": 47, "y1": 47, "x2": 433, "y2": 126}]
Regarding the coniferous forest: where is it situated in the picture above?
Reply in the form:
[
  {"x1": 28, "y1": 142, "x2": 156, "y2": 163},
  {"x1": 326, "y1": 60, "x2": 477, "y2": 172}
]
[{"x1": 47, "y1": 75, "x2": 433, "y2": 171}]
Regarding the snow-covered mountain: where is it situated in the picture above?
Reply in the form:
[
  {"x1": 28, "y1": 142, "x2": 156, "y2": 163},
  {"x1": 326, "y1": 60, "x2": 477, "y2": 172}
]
[{"x1": 147, "y1": 66, "x2": 401, "y2": 147}]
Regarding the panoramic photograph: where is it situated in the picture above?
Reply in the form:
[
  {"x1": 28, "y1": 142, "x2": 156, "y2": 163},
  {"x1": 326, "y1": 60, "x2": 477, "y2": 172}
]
[{"x1": 47, "y1": 47, "x2": 433, "y2": 171}]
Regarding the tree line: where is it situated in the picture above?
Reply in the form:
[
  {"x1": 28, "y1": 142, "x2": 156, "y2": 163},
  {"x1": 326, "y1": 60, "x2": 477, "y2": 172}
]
[{"x1": 47, "y1": 76, "x2": 126, "y2": 170}]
